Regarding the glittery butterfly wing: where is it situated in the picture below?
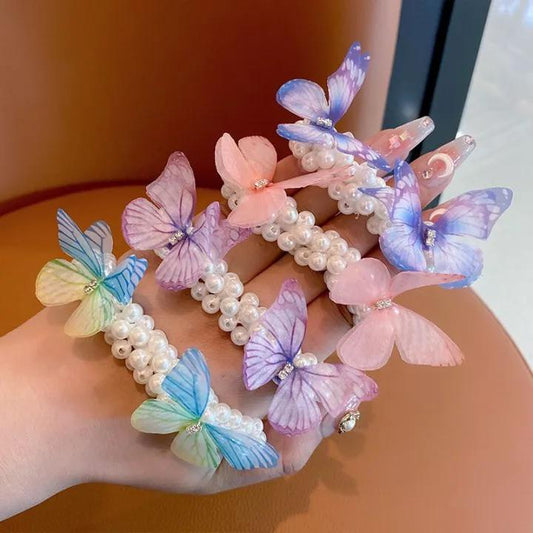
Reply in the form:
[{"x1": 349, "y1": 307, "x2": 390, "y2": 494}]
[
  {"x1": 429, "y1": 188, "x2": 513, "y2": 288},
  {"x1": 243, "y1": 279, "x2": 307, "y2": 390},
  {"x1": 268, "y1": 362, "x2": 366, "y2": 436},
  {"x1": 155, "y1": 201, "x2": 221, "y2": 290},
  {"x1": 379, "y1": 161, "x2": 427, "y2": 271},
  {"x1": 203, "y1": 424, "x2": 279, "y2": 470},
  {"x1": 215, "y1": 133, "x2": 287, "y2": 227},
  {"x1": 122, "y1": 152, "x2": 196, "y2": 250}
]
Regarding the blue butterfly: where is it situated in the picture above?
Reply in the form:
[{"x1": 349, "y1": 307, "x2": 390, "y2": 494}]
[
  {"x1": 362, "y1": 161, "x2": 513, "y2": 288},
  {"x1": 131, "y1": 347, "x2": 280, "y2": 470},
  {"x1": 276, "y1": 41, "x2": 391, "y2": 172},
  {"x1": 35, "y1": 209, "x2": 148, "y2": 337}
]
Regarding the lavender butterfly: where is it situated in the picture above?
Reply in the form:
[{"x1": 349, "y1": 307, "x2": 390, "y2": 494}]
[
  {"x1": 276, "y1": 41, "x2": 390, "y2": 172},
  {"x1": 362, "y1": 160, "x2": 513, "y2": 288},
  {"x1": 122, "y1": 152, "x2": 250, "y2": 291},
  {"x1": 243, "y1": 279, "x2": 377, "y2": 436}
]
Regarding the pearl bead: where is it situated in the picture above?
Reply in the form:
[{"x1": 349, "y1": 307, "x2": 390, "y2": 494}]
[
  {"x1": 111, "y1": 339, "x2": 132, "y2": 359},
  {"x1": 325, "y1": 230, "x2": 339, "y2": 240},
  {"x1": 214, "y1": 403, "x2": 231, "y2": 424},
  {"x1": 151, "y1": 353, "x2": 173, "y2": 374},
  {"x1": 261, "y1": 223, "x2": 281, "y2": 242},
  {"x1": 366, "y1": 215, "x2": 382, "y2": 235},
  {"x1": 228, "y1": 195, "x2": 239, "y2": 210},
  {"x1": 293, "y1": 352, "x2": 318, "y2": 368},
  {"x1": 191, "y1": 281, "x2": 208, "y2": 301},
  {"x1": 120, "y1": 303, "x2": 144, "y2": 323},
  {"x1": 223, "y1": 278, "x2": 244, "y2": 299},
  {"x1": 228, "y1": 409, "x2": 243, "y2": 428},
  {"x1": 292, "y1": 141, "x2": 310, "y2": 158},
  {"x1": 166, "y1": 345, "x2": 179, "y2": 359},
  {"x1": 294, "y1": 247, "x2": 311, "y2": 266},
  {"x1": 329, "y1": 238, "x2": 349, "y2": 256},
  {"x1": 230, "y1": 326, "x2": 249, "y2": 346},
  {"x1": 208, "y1": 390, "x2": 218, "y2": 405},
  {"x1": 356, "y1": 197, "x2": 375, "y2": 215},
  {"x1": 204, "y1": 273, "x2": 225, "y2": 294},
  {"x1": 220, "y1": 296, "x2": 240, "y2": 317},
  {"x1": 238, "y1": 304, "x2": 260, "y2": 325},
  {"x1": 328, "y1": 181, "x2": 344, "y2": 200},
  {"x1": 148, "y1": 373, "x2": 166, "y2": 395},
  {"x1": 104, "y1": 330, "x2": 115, "y2": 345},
  {"x1": 297, "y1": 211, "x2": 315, "y2": 227},
  {"x1": 336, "y1": 151, "x2": 355, "y2": 165},
  {"x1": 310, "y1": 232, "x2": 331, "y2": 252},
  {"x1": 125, "y1": 358, "x2": 135, "y2": 371},
  {"x1": 218, "y1": 314, "x2": 238, "y2": 332},
  {"x1": 258, "y1": 432, "x2": 267, "y2": 443},
  {"x1": 316, "y1": 149, "x2": 336, "y2": 169},
  {"x1": 292, "y1": 225, "x2": 313, "y2": 245},
  {"x1": 127, "y1": 349, "x2": 151, "y2": 370},
  {"x1": 221, "y1": 184, "x2": 234, "y2": 199},
  {"x1": 308, "y1": 252, "x2": 327, "y2": 271},
  {"x1": 224, "y1": 272, "x2": 239, "y2": 282},
  {"x1": 277, "y1": 205, "x2": 299, "y2": 227},
  {"x1": 202, "y1": 294, "x2": 220, "y2": 314},
  {"x1": 240, "y1": 415, "x2": 254, "y2": 434},
  {"x1": 339, "y1": 200, "x2": 355, "y2": 215},
  {"x1": 277, "y1": 232, "x2": 296, "y2": 252},
  {"x1": 110, "y1": 319, "x2": 130, "y2": 340},
  {"x1": 342, "y1": 183, "x2": 362, "y2": 202},
  {"x1": 240, "y1": 292, "x2": 260, "y2": 307},
  {"x1": 137, "y1": 315, "x2": 155, "y2": 331},
  {"x1": 253, "y1": 419, "x2": 264, "y2": 434},
  {"x1": 285, "y1": 196, "x2": 297, "y2": 208},
  {"x1": 252, "y1": 225, "x2": 263, "y2": 235},
  {"x1": 128, "y1": 325, "x2": 150, "y2": 348},
  {"x1": 215, "y1": 260, "x2": 228, "y2": 275},
  {"x1": 327, "y1": 255, "x2": 348, "y2": 274},
  {"x1": 133, "y1": 367, "x2": 153, "y2": 384},
  {"x1": 301, "y1": 152, "x2": 318, "y2": 172},
  {"x1": 147, "y1": 330, "x2": 168, "y2": 354},
  {"x1": 345, "y1": 247, "x2": 362, "y2": 263}
]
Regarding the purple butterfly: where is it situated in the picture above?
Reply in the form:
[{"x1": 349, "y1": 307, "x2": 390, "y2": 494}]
[
  {"x1": 362, "y1": 160, "x2": 513, "y2": 288},
  {"x1": 243, "y1": 279, "x2": 377, "y2": 436},
  {"x1": 122, "y1": 152, "x2": 250, "y2": 291},
  {"x1": 276, "y1": 41, "x2": 391, "y2": 172}
]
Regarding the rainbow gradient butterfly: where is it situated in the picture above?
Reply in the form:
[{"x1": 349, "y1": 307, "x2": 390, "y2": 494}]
[
  {"x1": 131, "y1": 347, "x2": 280, "y2": 470},
  {"x1": 35, "y1": 209, "x2": 148, "y2": 337}
]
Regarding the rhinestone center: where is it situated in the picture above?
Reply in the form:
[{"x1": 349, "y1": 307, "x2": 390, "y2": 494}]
[
  {"x1": 374, "y1": 298, "x2": 392, "y2": 310},
  {"x1": 337, "y1": 411, "x2": 360, "y2": 434},
  {"x1": 185, "y1": 422, "x2": 202, "y2": 434},
  {"x1": 316, "y1": 117, "x2": 333, "y2": 128},
  {"x1": 168, "y1": 230, "x2": 185, "y2": 245},
  {"x1": 424, "y1": 227, "x2": 437, "y2": 247},
  {"x1": 253, "y1": 178, "x2": 270, "y2": 190},
  {"x1": 276, "y1": 362, "x2": 294, "y2": 381},
  {"x1": 83, "y1": 279, "x2": 99, "y2": 294}
]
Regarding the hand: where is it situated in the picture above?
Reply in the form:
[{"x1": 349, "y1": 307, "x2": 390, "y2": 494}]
[{"x1": 0, "y1": 122, "x2": 473, "y2": 520}]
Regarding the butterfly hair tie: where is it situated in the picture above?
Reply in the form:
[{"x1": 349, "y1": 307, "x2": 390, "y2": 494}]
[
  {"x1": 328, "y1": 258, "x2": 464, "y2": 370},
  {"x1": 276, "y1": 41, "x2": 391, "y2": 172},
  {"x1": 122, "y1": 152, "x2": 250, "y2": 290},
  {"x1": 35, "y1": 209, "x2": 147, "y2": 337},
  {"x1": 215, "y1": 133, "x2": 352, "y2": 228},
  {"x1": 361, "y1": 160, "x2": 512, "y2": 288},
  {"x1": 243, "y1": 279, "x2": 378, "y2": 436},
  {"x1": 132, "y1": 347, "x2": 279, "y2": 470}
]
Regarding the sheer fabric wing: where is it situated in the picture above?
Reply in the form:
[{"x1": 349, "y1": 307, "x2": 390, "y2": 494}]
[
  {"x1": 332, "y1": 130, "x2": 391, "y2": 172},
  {"x1": 327, "y1": 42, "x2": 368, "y2": 124},
  {"x1": 392, "y1": 305, "x2": 464, "y2": 366},
  {"x1": 227, "y1": 187, "x2": 287, "y2": 228},
  {"x1": 84, "y1": 220, "x2": 113, "y2": 255},
  {"x1": 170, "y1": 429, "x2": 222, "y2": 469},
  {"x1": 131, "y1": 399, "x2": 195, "y2": 434},
  {"x1": 215, "y1": 133, "x2": 257, "y2": 190},
  {"x1": 359, "y1": 186, "x2": 395, "y2": 217},
  {"x1": 206, "y1": 424, "x2": 279, "y2": 470},
  {"x1": 237, "y1": 136, "x2": 277, "y2": 182},
  {"x1": 57, "y1": 209, "x2": 104, "y2": 278},
  {"x1": 64, "y1": 287, "x2": 115, "y2": 337},
  {"x1": 276, "y1": 79, "x2": 329, "y2": 121},
  {"x1": 102, "y1": 256, "x2": 148, "y2": 304},
  {"x1": 276, "y1": 122, "x2": 331, "y2": 145},
  {"x1": 162, "y1": 348, "x2": 211, "y2": 419},
  {"x1": 243, "y1": 279, "x2": 307, "y2": 390}
]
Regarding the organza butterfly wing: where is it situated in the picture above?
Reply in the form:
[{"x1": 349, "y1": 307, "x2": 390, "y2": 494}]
[
  {"x1": 380, "y1": 161, "x2": 427, "y2": 271},
  {"x1": 122, "y1": 152, "x2": 197, "y2": 250},
  {"x1": 243, "y1": 279, "x2": 307, "y2": 390},
  {"x1": 429, "y1": 188, "x2": 513, "y2": 287},
  {"x1": 102, "y1": 255, "x2": 148, "y2": 305}
]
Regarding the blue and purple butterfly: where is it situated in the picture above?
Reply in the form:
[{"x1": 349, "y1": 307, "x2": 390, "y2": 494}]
[
  {"x1": 276, "y1": 41, "x2": 391, "y2": 172},
  {"x1": 362, "y1": 161, "x2": 513, "y2": 288}
]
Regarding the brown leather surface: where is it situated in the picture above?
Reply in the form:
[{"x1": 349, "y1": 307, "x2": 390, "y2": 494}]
[
  {"x1": 0, "y1": 0, "x2": 400, "y2": 212},
  {"x1": 1, "y1": 186, "x2": 532, "y2": 532}
]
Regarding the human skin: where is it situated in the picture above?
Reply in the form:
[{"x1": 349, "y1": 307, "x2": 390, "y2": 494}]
[{"x1": 0, "y1": 124, "x2": 473, "y2": 520}]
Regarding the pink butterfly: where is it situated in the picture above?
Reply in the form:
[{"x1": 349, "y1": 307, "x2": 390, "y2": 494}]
[
  {"x1": 122, "y1": 152, "x2": 249, "y2": 291},
  {"x1": 329, "y1": 258, "x2": 464, "y2": 370},
  {"x1": 215, "y1": 133, "x2": 350, "y2": 228},
  {"x1": 243, "y1": 279, "x2": 377, "y2": 436}
]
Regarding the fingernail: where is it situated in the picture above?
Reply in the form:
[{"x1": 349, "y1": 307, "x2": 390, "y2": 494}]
[{"x1": 370, "y1": 116, "x2": 435, "y2": 164}]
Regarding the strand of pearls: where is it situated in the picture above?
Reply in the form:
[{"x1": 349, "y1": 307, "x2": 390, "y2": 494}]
[
  {"x1": 287, "y1": 139, "x2": 391, "y2": 236},
  {"x1": 103, "y1": 301, "x2": 268, "y2": 441},
  {"x1": 190, "y1": 259, "x2": 266, "y2": 347}
]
